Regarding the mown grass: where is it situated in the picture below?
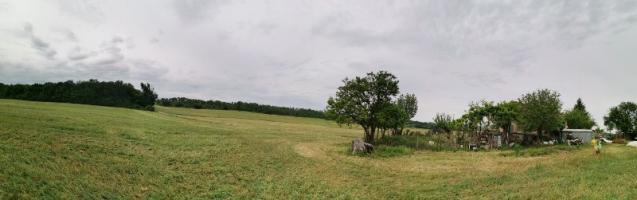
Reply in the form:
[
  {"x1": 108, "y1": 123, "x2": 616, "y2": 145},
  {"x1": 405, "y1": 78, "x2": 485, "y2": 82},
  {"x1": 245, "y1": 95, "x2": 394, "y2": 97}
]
[
  {"x1": 1, "y1": 99, "x2": 637, "y2": 199},
  {"x1": 499, "y1": 145, "x2": 581, "y2": 157}
]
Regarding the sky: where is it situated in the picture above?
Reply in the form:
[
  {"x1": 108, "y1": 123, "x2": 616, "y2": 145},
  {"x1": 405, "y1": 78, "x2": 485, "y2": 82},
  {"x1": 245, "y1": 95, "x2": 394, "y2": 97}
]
[{"x1": 1, "y1": 0, "x2": 637, "y2": 125}]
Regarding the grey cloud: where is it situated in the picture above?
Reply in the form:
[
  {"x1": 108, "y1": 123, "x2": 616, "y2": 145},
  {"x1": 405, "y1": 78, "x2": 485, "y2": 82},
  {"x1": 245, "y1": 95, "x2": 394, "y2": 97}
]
[
  {"x1": 172, "y1": 0, "x2": 226, "y2": 23},
  {"x1": 66, "y1": 30, "x2": 77, "y2": 41},
  {"x1": 67, "y1": 47, "x2": 96, "y2": 61},
  {"x1": 0, "y1": 62, "x2": 59, "y2": 83},
  {"x1": 111, "y1": 36, "x2": 124, "y2": 43},
  {"x1": 54, "y1": 0, "x2": 103, "y2": 23},
  {"x1": 310, "y1": 0, "x2": 637, "y2": 69},
  {"x1": 24, "y1": 23, "x2": 57, "y2": 60},
  {"x1": 23, "y1": 23, "x2": 33, "y2": 34},
  {"x1": 68, "y1": 53, "x2": 90, "y2": 61},
  {"x1": 30, "y1": 37, "x2": 49, "y2": 49}
]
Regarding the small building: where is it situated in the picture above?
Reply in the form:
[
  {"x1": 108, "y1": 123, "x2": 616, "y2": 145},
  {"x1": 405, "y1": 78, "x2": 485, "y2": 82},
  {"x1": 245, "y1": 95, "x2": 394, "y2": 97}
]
[{"x1": 562, "y1": 129, "x2": 594, "y2": 144}]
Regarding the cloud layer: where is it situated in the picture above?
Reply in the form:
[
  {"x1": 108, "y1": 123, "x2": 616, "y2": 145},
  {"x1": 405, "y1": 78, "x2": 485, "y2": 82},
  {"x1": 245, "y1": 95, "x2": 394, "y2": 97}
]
[{"x1": 1, "y1": 0, "x2": 637, "y2": 125}]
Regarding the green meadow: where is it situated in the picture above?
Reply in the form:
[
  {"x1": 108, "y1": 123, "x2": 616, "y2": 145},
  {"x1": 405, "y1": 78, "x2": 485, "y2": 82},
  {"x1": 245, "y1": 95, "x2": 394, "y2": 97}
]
[{"x1": 1, "y1": 99, "x2": 637, "y2": 199}]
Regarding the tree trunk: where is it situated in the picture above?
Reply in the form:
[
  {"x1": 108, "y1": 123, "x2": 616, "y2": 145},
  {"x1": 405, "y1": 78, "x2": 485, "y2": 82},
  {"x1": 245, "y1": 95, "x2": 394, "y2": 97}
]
[
  {"x1": 368, "y1": 126, "x2": 376, "y2": 144},
  {"x1": 363, "y1": 126, "x2": 375, "y2": 144}
]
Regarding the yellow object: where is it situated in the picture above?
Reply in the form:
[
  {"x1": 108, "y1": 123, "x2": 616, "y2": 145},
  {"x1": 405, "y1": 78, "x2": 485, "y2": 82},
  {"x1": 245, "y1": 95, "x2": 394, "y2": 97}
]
[{"x1": 591, "y1": 139, "x2": 597, "y2": 146}]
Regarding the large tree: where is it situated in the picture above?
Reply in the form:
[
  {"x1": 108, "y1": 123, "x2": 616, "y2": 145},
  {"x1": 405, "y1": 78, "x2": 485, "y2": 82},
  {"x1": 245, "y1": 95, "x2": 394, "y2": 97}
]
[
  {"x1": 517, "y1": 89, "x2": 563, "y2": 139},
  {"x1": 564, "y1": 98, "x2": 595, "y2": 129},
  {"x1": 604, "y1": 102, "x2": 637, "y2": 139},
  {"x1": 326, "y1": 71, "x2": 400, "y2": 143}
]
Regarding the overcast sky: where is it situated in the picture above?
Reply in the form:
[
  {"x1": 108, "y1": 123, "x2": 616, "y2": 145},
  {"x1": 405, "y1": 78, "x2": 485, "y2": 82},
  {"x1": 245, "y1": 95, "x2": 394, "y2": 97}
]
[{"x1": 1, "y1": 0, "x2": 637, "y2": 125}]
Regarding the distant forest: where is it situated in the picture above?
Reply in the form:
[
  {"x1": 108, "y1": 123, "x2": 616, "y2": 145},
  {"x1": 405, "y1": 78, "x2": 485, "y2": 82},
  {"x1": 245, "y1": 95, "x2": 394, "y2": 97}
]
[
  {"x1": 157, "y1": 97, "x2": 327, "y2": 119},
  {"x1": 407, "y1": 120, "x2": 435, "y2": 129},
  {"x1": 0, "y1": 80, "x2": 157, "y2": 110},
  {"x1": 0, "y1": 80, "x2": 434, "y2": 127},
  {"x1": 157, "y1": 97, "x2": 435, "y2": 129}
]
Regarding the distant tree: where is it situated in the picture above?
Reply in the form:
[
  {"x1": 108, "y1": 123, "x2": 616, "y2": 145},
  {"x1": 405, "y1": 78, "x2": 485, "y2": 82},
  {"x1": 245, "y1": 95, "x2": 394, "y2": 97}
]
[
  {"x1": 433, "y1": 113, "x2": 455, "y2": 134},
  {"x1": 407, "y1": 120, "x2": 436, "y2": 129},
  {"x1": 464, "y1": 100, "x2": 496, "y2": 135},
  {"x1": 0, "y1": 83, "x2": 6, "y2": 97},
  {"x1": 397, "y1": 93, "x2": 418, "y2": 119},
  {"x1": 593, "y1": 127, "x2": 605, "y2": 134},
  {"x1": 574, "y1": 98, "x2": 586, "y2": 111},
  {"x1": 564, "y1": 98, "x2": 596, "y2": 129},
  {"x1": 492, "y1": 101, "x2": 520, "y2": 144},
  {"x1": 604, "y1": 102, "x2": 637, "y2": 139},
  {"x1": 326, "y1": 71, "x2": 400, "y2": 143},
  {"x1": 138, "y1": 83, "x2": 158, "y2": 110},
  {"x1": 517, "y1": 89, "x2": 564, "y2": 139},
  {"x1": 392, "y1": 93, "x2": 418, "y2": 135}
]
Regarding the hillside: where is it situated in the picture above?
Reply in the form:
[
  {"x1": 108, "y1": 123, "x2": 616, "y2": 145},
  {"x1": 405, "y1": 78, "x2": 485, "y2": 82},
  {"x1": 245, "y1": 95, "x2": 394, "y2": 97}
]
[{"x1": 1, "y1": 99, "x2": 637, "y2": 199}]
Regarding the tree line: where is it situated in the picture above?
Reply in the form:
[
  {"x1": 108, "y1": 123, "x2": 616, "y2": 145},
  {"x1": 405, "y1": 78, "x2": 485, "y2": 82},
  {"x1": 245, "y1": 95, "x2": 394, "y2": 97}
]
[
  {"x1": 0, "y1": 79, "x2": 157, "y2": 111},
  {"x1": 157, "y1": 97, "x2": 436, "y2": 128},
  {"x1": 156, "y1": 97, "x2": 327, "y2": 118},
  {"x1": 429, "y1": 89, "x2": 570, "y2": 146},
  {"x1": 431, "y1": 89, "x2": 637, "y2": 145},
  {"x1": 325, "y1": 71, "x2": 637, "y2": 145}
]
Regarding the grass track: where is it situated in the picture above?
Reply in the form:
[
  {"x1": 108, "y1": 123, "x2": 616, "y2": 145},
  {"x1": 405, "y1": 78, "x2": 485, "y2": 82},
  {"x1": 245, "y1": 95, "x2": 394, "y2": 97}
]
[{"x1": 1, "y1": 99, "x2": 637, "y2": 199}]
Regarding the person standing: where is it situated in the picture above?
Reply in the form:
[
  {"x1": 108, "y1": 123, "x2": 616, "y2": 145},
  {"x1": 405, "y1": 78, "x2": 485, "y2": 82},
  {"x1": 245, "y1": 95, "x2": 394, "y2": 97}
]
[{"x1": 591, "y1": 137, "x2": 601, "y2": 154}]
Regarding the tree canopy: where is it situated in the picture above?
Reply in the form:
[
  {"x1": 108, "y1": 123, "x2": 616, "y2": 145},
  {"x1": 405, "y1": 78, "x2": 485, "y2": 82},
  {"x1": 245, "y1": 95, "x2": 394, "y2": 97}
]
[
  {"x1": 517, "y1": 89, "x2": 564, "y2": 139},
  {"x1": 433, "y1": 113, "x2": 455, "y2": 134},
  {"x1": 388, "y1": 93, "x2": 418, "y2": 135},
  {"x1": 327, "y1": 71, "x2": 410, "y2": 143},
  {"x1": 564, "y1": 98, "x2": 595, "y2": 129},
  {"x1": 604, "y1": 102, "x2": 637, "y2": 139},
  {"x1": 157, "y1": 97, "x2": 326, "y2": 119},
  {"x1": 397, "y1": 93, "x2": 418, "y2": 119}
]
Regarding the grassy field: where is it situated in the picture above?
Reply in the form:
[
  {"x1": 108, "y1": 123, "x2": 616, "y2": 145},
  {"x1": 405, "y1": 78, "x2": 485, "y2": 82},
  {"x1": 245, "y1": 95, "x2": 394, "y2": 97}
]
[{"x1": 1, "y1": 99, "x2": 637, "y2": 199}]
